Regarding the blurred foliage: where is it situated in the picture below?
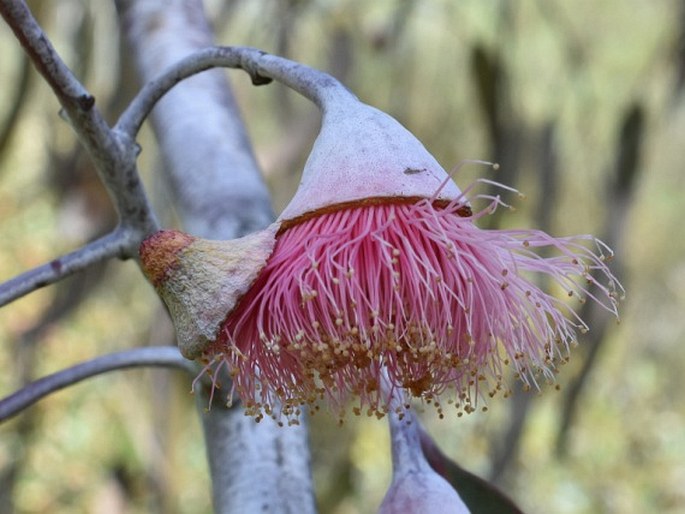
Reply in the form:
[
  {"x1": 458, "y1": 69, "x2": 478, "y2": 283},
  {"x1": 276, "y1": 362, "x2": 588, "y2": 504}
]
[{"x1": 1, "y1": 1, "x2": 684, "y2": 513}]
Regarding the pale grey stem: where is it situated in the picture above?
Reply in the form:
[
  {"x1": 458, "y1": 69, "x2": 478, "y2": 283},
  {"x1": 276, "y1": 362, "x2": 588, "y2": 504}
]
[
  {"x1": 116, "y1": 1, "x2": 316, "y2": 512},
  {"x1": 0, "y1": 228, "x2": 137, "y2": 308},
  {"x1": 117, "y1": 46, "x2": 355, "y2": 137},
  {"x1": 0, "y1": 0, "x2": 91, "y2": 108},
  {"x1": 117, "y1": 1, "x2": 272, "y2": 237},
  {"x1": 0, "y1": 0, "x2": 159, "y2": 239},
  {"x1": 201, "y1": 409, "x2": 315, "y2": 513},
  {"x1": 384, "y1": 386, "x2": 432, "y2": 475},
  {"x1": 381, "y1": 387, "x2": 471, "y2": 513},
  {"x1": 387, "y1": 407, "x2": 435, "y2": 475},
  {"x1": 0, "y1": 346, "x2": 192, "y2": 423},
  {"x1": 256, "y1": 50, "x2": 357, "y2": 111}
]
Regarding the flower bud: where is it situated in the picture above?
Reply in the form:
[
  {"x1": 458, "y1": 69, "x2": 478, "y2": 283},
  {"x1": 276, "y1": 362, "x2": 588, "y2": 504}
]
[
  {"x1": 378, "y1": 471, "x2": 470, "y2": 514},
  {"x1": 378, "y1": 409, "x2": 470, "y2": 514}
]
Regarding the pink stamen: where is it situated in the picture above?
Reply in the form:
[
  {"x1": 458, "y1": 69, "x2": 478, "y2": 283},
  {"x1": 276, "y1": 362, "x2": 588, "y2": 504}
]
[{"x1": 202, "y1": 192, "x2": 621, "y2": 423}]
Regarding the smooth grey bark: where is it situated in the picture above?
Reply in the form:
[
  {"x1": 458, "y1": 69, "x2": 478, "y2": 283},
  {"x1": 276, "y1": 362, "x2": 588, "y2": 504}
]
[
  {"x1": 0, "y1": 0, "x2": 159, "y2": 306},
  {"x1": 116, "y1": 1, "x2": 317, "y2": 512},
  {"x1": 116, "y1": 0, "x2": 273, "y2": 238}
]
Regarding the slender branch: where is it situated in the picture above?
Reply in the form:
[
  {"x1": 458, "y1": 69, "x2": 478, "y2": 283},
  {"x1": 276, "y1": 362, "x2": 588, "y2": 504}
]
[
  {"x1": 0, "y1": 228, "x2": 133, "y2": 308},
  {"x1": 0, "y1": 0, "x2": 158, "y2": 240},
  {"x1": 0, "y1": 346, "x2": 193, "y2": 423},
  {"x1": 380, "y1": 382, "x2": 471, "y2": 513},
  {"x1": 388, "y1": 406, "x2": 431, "y2": 475},
  {"x1": 0, "y1": 0, "x2": 91, "y2": 108},
  {"x1": 258, "y1": 50, "x2": 355, "y2": 108},
  {"x1": 116, "y1": 46, "x2": 355, "y2": 138}
]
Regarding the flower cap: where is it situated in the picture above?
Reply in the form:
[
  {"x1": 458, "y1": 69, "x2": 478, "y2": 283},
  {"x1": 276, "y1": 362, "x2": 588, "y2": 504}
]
[{"x1": 280, "y1": 99, "x2": 462, "y2": 222}]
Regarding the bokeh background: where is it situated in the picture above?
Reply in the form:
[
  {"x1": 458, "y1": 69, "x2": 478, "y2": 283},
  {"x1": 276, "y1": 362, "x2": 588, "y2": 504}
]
[{"x1": 1, "y1": 1, "x2": 684, "y2": 513}]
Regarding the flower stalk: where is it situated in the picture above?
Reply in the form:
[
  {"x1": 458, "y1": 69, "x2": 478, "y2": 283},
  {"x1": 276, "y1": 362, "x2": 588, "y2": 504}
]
[{"x1": 378, "y1": 385, "x2": 470, "y2": 513}]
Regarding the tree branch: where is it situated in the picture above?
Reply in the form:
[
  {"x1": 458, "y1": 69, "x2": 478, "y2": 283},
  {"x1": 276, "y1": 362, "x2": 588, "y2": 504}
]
[
  {"x1": 200, "y1": 401, "x2": 315, "y2": 512},
  {"x1": 0, "y1": 346, "x2": 193, "y2": 423},
  {"x1": 0, "y1": 0, "x2": 159, "y2": 244},
  {"x1": 0, "y1": 0, "x2": 92, "y2": 108},
  {"x1": 116, "y1": 46, "x2": 354, "y2": 139},
  {"x1": 0, "y1": 228, "x2": 134, "y2": 308}
]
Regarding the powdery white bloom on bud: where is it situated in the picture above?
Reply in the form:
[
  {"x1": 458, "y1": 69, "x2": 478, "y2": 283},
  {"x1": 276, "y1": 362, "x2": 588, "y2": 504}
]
[
  {"x1": 140, "y1": 96, "x2": 622, "y2": 424},
  {"x1": 378, "y1": 407, "x2": 470, "y2": 514},
  {"x1": 378, "y1": 472, "x2": 470, "y2": 514},
  {"x1": 139, "y1": 226, "x2": 278, "y2": 359}
]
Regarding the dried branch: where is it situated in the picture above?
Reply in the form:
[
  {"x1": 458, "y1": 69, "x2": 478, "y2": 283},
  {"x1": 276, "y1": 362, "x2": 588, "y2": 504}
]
[
  {"x1": 116, "y1": 45, "x2": 353, "y2": 140},
  {"x1": 0, "y1": 0, "x2": 92, "y2": 108},
  {"x1": 0, "y1": 0, "x2": 161, "y2": 308},
  {"x1": 0, "y1": 0, "x2": 158, "y2": 245},
  {"x1": 469, "y1": 42, "x2": 524, "y2": 229},
  {"x1": 0, "y1": 228, "x2": 131, "y2": 308},
  {"x1": 0, "y1": 346, "x2": 192, "y2": 423}
]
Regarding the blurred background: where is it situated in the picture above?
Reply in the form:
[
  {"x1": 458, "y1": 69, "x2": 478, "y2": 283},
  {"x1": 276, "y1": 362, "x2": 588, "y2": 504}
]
[{"x1": 0, "y1": 1, "x2": 683, "y2": 513}]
